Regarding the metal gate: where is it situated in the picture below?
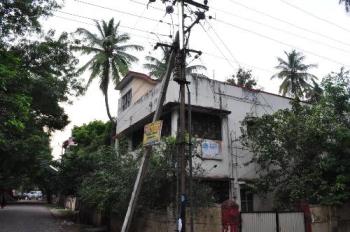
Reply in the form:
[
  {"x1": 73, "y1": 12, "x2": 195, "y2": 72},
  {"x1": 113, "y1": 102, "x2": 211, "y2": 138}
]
[
  {"x1": 278, "y1": 212, "x2": 305, "y2": 232},
  {"x1": 241, "y1": 212, "x2": 305, "y2": 232}
]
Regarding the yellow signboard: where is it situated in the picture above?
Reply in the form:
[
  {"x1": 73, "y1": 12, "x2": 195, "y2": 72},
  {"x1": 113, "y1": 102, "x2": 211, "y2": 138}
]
[{"x1": 143, "y1": 120, "x2": 163, "y2": 146}]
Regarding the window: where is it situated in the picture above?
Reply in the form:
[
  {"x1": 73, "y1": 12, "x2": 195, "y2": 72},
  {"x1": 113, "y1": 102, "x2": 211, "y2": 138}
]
[
  {"x1": 122, "y1": 90, "x2": 132, "y2": 111},
  {"x1": 132, "y1": 127, "x2": 144, "y2": 150},
  {"x1": 186, "y1": 112, "x2": 222, "y2": 141},
  {"x1": 240, "y1": 188, "x2": 254, "y2": 212},
  {"x1": 206, "y1": 180, "x2": 230, "y2": 203}
]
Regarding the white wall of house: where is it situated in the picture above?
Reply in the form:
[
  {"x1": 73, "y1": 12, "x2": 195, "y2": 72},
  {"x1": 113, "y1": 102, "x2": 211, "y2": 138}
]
[
  {"x1": 132, "y1": 78, "x2": 157, "y2": 104},
  {"x1": 117, "y1": 75, "x2": 291, "y2": 178},
  {"x1": 116, "y1": 74, "x2": 292, "y2": 210}
]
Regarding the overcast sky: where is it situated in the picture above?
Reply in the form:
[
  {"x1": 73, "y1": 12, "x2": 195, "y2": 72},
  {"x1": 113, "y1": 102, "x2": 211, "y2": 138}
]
[{"x1": 44, "y1": 0, "x2": 350, "y2": 159}]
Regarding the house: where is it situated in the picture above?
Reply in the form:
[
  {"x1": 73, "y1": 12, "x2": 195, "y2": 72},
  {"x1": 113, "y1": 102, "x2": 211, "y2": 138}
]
[{"x1": 116, "y1": 71, "x2": 292, "y2": 212}]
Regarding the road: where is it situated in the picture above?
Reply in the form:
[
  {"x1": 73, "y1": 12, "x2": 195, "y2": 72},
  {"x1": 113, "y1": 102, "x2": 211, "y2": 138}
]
[{"x1": 0, "y1": 204, "x2": 65, "y2": 232}]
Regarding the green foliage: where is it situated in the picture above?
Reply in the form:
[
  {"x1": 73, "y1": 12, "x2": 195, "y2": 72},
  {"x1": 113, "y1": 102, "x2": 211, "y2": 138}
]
[
  {"x1": 272, "y1": 50, "x2": 317, "y2": 98},
  {"x1": 58, "y1": 121, "x2": 112, "y2": 195},
  {"x1": 71, "y1": 134, "x2": 214, "y2": 218},
  {"x1": 72, "y1": 121, "x2": 112, "y2": 152},
  {"x1": 0, "y1": 0, "x2": 60, "y2": 42},
  {"x1": 241, "y1": 68, "x2": 350, "y2": 208},
  {"x1": 73, "y1": 18, "x2": 143, "y2": 122},
  {"x1": 78, "y1": 146, "x2": 137, "y2": 215},
  {"x1": 0, "y1": 32, "x2": 83, "y2": 188},
  {"x1": 305, "y1": 79, "x2": 323, "y2": 103},
  {"x1": 0, "y1": 0, "x2": 83, "y2": 190},
  {"x1": 143, "y1": 46, "x2": 207, "y2": 80},
  {"x1": 227, "y1": 68, "x2": 257, "y2": 89}
]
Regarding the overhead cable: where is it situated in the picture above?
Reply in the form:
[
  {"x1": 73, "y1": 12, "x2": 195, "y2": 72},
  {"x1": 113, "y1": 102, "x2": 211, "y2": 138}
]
[
  {"x1": 74, "y1": 0, "x2": 173, "y2": 26},
  {"x1": 213, "y1": 18, "x2": 349, "y2": 67},
  {"x1": 129, "y1": 0, "x2": 179, "y2": 15},
  {"x1": 210, "y1": 10, "x2": 350, "y2": 55},
  {"x1": 199, "y1": 23, "x2": 238, "y2": 71},
  {"x1": 280, "y1": 0, "x2": 350, "y2": 34},
  {"x1": 56, "y1": 10, "x2": 172, "y2": 38},
  {"x1": 223, "y1": 0, "x2": 350, "y2": 48},
  {"x1": 52, "y1": 14, "x2": 158, "y2": 42},
  {"x1": 201, "y1": 51, "x2": 273, "y2": 74},
  {"x1": 206, "y1": 19, "x2": 241, "y2": 66}
]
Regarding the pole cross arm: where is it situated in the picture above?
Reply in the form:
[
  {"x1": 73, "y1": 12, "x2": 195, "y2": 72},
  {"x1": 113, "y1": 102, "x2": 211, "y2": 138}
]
[
  {"x1": 185, "y1": 48, "x2": 202, "y2": 55},
  {"x1": 184, "y1": 0, "x2": 209, "y2": 10},
  {"x1": 154, "y1": 42, "x2": 174, "y2": 50}
]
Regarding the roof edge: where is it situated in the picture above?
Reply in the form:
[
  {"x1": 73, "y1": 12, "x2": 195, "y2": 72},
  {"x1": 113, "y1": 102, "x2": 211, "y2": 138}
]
[{"x1": 116, "y1": 71, "x2": 158, "y2": 90}]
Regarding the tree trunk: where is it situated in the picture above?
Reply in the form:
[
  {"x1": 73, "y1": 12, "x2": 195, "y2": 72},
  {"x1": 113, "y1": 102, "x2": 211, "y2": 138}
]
[
  {"x1": 104, "y1": 88, "x2": 114, "y2": 123},
  {"x1": 103, "y1": 86, "x2": 117, "y2": 145}
]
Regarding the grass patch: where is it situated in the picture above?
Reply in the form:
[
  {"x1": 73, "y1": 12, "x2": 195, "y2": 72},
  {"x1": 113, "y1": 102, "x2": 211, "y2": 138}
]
[{"x1": 48, "y1": 205, "x2": 77, "y2": 220}]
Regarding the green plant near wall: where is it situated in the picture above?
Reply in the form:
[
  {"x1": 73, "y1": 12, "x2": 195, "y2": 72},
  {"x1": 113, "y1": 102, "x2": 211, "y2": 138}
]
[
  {"x1": 78, "y1": 136, "x2": 214, "y2": 218},
  {"x1": 240, "y1": 68, "x2": 350, "y2": 209}
]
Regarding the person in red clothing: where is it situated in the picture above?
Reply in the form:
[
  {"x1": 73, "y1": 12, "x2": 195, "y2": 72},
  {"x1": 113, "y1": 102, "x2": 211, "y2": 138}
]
[{"x1": 222, "y1": 197, "x2": 240, "y2": 232}]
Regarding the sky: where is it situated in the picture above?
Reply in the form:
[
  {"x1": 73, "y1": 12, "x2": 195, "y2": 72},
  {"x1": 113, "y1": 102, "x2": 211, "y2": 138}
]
[{"x1": 44, "y1": 0, "x2": 350, "y2": 159}]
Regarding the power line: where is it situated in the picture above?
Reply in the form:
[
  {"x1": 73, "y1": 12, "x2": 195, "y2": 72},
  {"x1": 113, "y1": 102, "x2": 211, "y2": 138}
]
[
  {"x1": 129, "y1": 0, "x2": 179, "y2": 15},
  {"x1": 209, "y1": 10, "x2": 350, "y2": 55},
  {"x1": 205, "y1": 19, "x2": 241, "y2": 65},
  {"x1": 132, "y1": 4, "x2": 148, "y2": 29},
  {"x1": 213, "y1": 18, "x2": 349, "y2": 67},
  {"x1": 128, "y1": 0, "x2": 178, "y2": 40},
  {"x1": 199, "y1": 23, "x2": 238, "y2": 71},
  {"x1": 130, "y1": 0, "x2": 162, "y2": 11},
  {"x1": 201, "y1": 24, "x2": 273, "y2": 73},
  {"x1": 55, "y1": 12, "x2": 271, "y2": 76},
  {"x1": 56, "y1": 10, "x2": 172, "y2": 39},
  {"x1": 54, "y1": 14, "x2": 94, "y2": 26},
  {"x1": 74, "y1": 0, "x2": 173, "y2": 26},
  {"x1": 280, "y1": 0, "x2": 350, "y2": 34},
  {"x1": 201, "y1": 51, "x2": 273, "y2": 74},
  {"x1": 52, "y1": 14, "x2": 158, "y2": 42},
  {"x1": 223, "y1": 0, "x2": 350, "y2": 48}
]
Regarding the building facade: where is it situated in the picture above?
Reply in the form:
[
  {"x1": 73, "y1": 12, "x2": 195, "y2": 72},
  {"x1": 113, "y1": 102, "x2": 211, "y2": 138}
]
[{"x1": 116, "y1": 71, "x2": 292, "y2": 212}]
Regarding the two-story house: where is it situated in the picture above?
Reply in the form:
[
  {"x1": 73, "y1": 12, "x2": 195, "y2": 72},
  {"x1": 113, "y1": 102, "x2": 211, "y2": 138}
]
[{"x1": 116, "y1": 71, "x2": 292, "y2": 212}]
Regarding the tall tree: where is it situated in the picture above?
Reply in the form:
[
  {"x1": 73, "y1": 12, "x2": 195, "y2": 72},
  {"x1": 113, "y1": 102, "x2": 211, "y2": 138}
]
[
  {"x1": 227, "y1": 68, "x2": 257, "y2": 89},
  {"x1": 73, "y1": 19, "x2": 143, "y2": 123},
  {"x1": 272, "y1": 50, "x2": 317, "y2": 98},
  {"x1": 0, "y1": 0, "x2": 60, "y2": 43},
  {"x1": 0, "y1": 0, "x2": 83, "y2": 190},
  {"x1": 0, "y1": 31, "x2": 83, "y2": 189},
  {"x1": 143, "y1": 46, "x2": 207, "y2": 79}
]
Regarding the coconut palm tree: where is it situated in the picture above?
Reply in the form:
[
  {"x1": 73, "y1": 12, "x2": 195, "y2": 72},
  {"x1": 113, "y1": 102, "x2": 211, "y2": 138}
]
[
  {"x1": 143, "y1": 46, "x2": 207, "y2": 80},
  {"x1": 272, "y1": 50, "x2": 317, "y2": 98},
  {"x1": 73, "y1": 18, "x2": 143, "y2": 123}
]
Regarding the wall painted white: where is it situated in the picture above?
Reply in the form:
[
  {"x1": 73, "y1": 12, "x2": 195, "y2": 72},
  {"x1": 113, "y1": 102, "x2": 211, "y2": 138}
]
[
  {"x1": 116, "y1": 75, "x2": 292, "y2": 209},
  {"x1": 117, "y1": 75, "x2": 291, "y2": 179}
]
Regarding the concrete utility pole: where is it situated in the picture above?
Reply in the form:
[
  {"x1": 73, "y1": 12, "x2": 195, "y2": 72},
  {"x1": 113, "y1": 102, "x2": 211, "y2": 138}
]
[
  {"x1": 121, "y1": 1, "x2": 208, "y2": 231},
  {"x1": 174, "y1": 1, "x2": 208, "y2": 231},
  {"x1": 176, "y1": 0, "x2": 187, "y2": 231}
]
